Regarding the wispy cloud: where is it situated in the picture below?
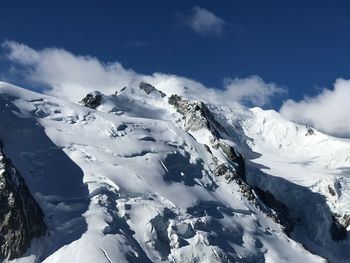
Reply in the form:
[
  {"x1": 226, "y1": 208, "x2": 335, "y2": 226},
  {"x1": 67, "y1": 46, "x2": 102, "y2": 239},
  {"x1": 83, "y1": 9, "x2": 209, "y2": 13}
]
[
  {"x1": 2, "y1": 40, "x2": 285, "y2": 108},
  {"x1": 178, "y1": 6, "x2": 225, "y2": 36},
  {"x1": 125, "y1": 40, "x2": 149, "y2": 48},
  {"x1": 280, "y1": 79, "x2": 350, "y2": 137}
]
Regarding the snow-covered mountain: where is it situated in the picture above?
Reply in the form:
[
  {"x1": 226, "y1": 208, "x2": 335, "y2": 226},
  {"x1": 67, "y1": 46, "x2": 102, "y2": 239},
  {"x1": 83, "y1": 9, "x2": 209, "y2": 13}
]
[{"x1": 0, "y1": 80, "x2": 349, "y2": 263}]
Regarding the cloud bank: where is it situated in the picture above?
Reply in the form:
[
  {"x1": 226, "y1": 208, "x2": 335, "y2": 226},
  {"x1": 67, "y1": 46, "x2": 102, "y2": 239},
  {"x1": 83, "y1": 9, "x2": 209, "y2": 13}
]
[
  {"x1": 2, "y1": 40, "x2": 284, "y2": 108},
  {"x1": 2, "y1": 41, "x2": 140, "y2": 101},
  {"x1": 4, "y1": 41, "x2": 349, "y2": 138},
  {"x1": 280, "y1": 79, "x2": 350, "y2": 137}
]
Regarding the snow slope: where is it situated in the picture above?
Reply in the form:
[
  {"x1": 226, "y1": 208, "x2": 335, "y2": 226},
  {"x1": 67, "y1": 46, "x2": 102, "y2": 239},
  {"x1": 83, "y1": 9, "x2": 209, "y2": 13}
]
[{"x1": 0, "y1": 81, "x2": 348, "y2": 262}]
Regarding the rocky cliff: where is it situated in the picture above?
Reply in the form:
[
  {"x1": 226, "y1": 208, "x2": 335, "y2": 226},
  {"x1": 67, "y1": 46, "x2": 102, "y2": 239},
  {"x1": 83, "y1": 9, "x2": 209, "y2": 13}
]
[{"x1": 0, "y1": 140, "x2": 46, "y2": 260}]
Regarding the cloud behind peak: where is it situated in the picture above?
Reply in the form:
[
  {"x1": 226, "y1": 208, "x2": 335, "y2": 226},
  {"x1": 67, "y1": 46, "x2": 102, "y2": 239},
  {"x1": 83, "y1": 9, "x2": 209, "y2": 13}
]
[
  {"x1": 2, "y1": 40, "x2": 285, "y2": 109},
  {"x1": 280, "y1": 78, "x2": 350, "y2": 137}
]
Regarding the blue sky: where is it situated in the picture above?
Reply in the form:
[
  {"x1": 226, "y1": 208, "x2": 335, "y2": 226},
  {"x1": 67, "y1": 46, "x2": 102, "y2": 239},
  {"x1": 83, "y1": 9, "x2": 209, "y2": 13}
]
[{"x1": 1, "y1": 0, "x2": 350, "y2": 136}]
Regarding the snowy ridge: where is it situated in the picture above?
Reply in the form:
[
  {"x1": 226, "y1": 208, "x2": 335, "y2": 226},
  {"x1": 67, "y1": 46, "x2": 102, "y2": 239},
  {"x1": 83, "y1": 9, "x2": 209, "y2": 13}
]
[{"x1": 0, "y1": 81, "x2": 349, "y2": 262}]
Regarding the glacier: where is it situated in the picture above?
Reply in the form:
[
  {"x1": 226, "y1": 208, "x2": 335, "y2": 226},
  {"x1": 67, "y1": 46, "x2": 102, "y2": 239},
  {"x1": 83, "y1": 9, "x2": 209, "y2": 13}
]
[{"x1": 0, "y1": 81, "x2": 349, "y2": 262}]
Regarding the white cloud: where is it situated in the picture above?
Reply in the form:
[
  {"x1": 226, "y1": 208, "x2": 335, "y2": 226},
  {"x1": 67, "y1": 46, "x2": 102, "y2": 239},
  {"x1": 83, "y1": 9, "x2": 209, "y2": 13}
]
[
  {"x1": 186, "y1": 6, "x2": 225, "y2": 36},
  {"x1": 2, "y1": 41, "x2": 284, "y2": 108},
  {"x1": 280, "y1": 78, "x2": 350, "y2": 137},
  {"x1": 2, "y1": 41, "x2": 140, "y2": 101},
  {"x1": 220, "y1": 76, "x2": 286, "y2": 107}
]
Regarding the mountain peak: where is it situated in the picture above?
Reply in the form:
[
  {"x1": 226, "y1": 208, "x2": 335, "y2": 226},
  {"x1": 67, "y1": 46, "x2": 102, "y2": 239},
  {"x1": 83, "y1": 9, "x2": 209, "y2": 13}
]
[{"x1": 0, "y1": 82, "x2": 349, "y2": 262}]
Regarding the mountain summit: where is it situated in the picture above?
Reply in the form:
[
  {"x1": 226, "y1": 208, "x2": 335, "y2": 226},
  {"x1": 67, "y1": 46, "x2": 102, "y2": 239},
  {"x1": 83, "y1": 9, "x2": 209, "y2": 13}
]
[{"x1": 0, "y1": 81, "x2": 349, "y2": 262}]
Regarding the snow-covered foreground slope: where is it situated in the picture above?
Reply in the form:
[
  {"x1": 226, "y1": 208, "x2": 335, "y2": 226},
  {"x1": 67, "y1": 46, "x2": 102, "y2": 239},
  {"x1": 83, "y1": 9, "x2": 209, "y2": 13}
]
[{"x1": 0, "y1": 81, "x2": 348, "y2": 262}]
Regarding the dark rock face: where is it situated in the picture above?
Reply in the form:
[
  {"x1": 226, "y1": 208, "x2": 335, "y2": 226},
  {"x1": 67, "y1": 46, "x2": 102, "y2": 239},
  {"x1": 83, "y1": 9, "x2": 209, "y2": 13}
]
[
  {"x1": 119, "y1": 86, "x2": 127, "y2": 93},
  {"x1": 214, "y1": 164, "x2": 238, "y2": 182},
  {"x1": 139, "y1": 82, "x2": 166, "y2": 98},
  {"x1": 328, "y1": 185, "x2": 336, "y2": 196},
  {"x1": 80, "y1": 92, "x2": 102, "y2": 109},
  {"x1": 254, "y1": 187, "x2": 294, "y2": 235},
  {"x1": 167, "y1": 94, "x2": 182, "y2": 108},
  {"x1": 0, "y1": 141, "x2": 46, "y2": 260},
  {"x1": 305, "y1": 126, "x2": 315, "y2": 136},
  {"x1": 219, "y1": 142, "x2": 246, "y2": 181},
  {"x1": 168, "y1": 95, "x2": 224, "y2": 137}
]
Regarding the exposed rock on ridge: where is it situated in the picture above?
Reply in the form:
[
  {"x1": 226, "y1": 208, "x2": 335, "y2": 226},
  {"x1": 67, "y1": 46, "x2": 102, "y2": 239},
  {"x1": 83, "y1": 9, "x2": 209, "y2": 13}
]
[
  {"x1": 168, "y1": 94, "x2": 293, "y2": 235},
  {"x1": 168, "y1": 94, "x2": 224, "y2": 137},
  {"x1": 80, "y1": 91, "x2": 102, "y2": 109},
  {"x1": 0, "y1": 140, "x2": 46, "y2": 260},
  {"x1": 139, "y1": 82, "x2": 166, "y2": 98}
]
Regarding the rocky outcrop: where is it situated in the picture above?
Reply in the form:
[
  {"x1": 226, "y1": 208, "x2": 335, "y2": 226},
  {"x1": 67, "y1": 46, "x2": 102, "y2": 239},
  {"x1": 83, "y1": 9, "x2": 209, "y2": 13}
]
[
  {"x1": 218, "y1": 142, "x2": 246, "y2": 181},
  {"x1": 0, "y1": 141, "x2": 46, "y2": 260},
  {"x1": 168, "y1": 94, "x2": 294, "y2": 235},
  {"x1": 305, "y1": 126, "x2": 315, "y2": 136},
  {"x1": 254, "y1": 187, "x2": 293, "y2": 235},
  {"x1": 168, "y1": 94, "x2": 224, "y2": 137},
  {"x1": 80, "y1": 92, "x2": 102, "y2": 109},
  {"x1": 338, "y1": 214, "x2": 350, "y2": 230},
  {"x1": 139, "y1": 82, "x2": 166, "y2": 98}
]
